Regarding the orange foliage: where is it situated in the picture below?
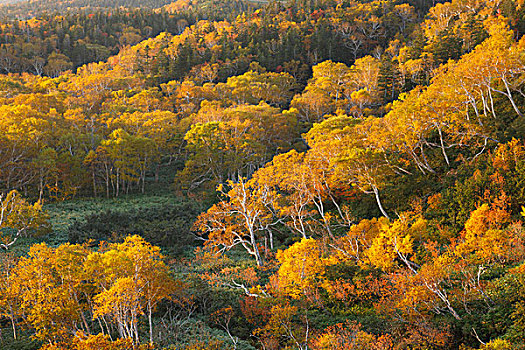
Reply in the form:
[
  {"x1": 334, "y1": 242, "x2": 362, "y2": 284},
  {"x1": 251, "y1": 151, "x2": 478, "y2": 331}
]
[{"x1": 311, "y1": 322, "x2": 393, "y2": 350}]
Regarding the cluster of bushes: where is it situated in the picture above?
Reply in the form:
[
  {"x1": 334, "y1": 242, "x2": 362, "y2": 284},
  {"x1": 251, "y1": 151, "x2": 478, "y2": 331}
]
[{"x1": 68, "y1": 200, "x2": 203, "y2": 254}]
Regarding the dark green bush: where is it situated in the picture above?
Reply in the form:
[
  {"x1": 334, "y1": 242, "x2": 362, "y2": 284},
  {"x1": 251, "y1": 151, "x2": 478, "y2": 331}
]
[
  {"x1": 0, "y1": 332, "x2": 41, "y2": 350},
  {"x1": 68, "y1": 201, "x2": 203, "y2": 255}
]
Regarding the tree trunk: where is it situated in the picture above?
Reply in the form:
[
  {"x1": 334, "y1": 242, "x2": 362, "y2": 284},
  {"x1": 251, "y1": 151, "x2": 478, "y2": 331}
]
[
  {"x1": 501, "y1": 76, "x2": 524, "y2": 118},
  {"x1": 155, "y1": 163, "x2": 160, "y2": 182},
  {"x1": 372, "y1": 185, "x2": 390, "y2": 219},
  {"x1": 437, "y1": 126, "x2": 450, "y2": 166},
  {"x1": 9, "y1": 305, "x2": 16, "y2": 340},
  {"x1": 250, "y1": 230, "x2": 264, "y2": 267},
  {"x1": 148, "y1": 301, "x2": 153, "y2": 345},
  {"x1": 92, "y1": 169, "x2": 97, "y2": 197}
]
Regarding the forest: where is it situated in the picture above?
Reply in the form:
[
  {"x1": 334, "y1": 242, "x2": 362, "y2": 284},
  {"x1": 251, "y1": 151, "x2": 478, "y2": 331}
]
[{"x1": 1, "y1": 0, "x2": 525, "y2": 348}]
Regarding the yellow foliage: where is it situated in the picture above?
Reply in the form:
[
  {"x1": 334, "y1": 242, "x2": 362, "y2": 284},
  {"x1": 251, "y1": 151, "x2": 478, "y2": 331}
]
[
  {"x1": 365, "y1": 215, "x2": 416, "y2": 270},
  {"x1": 311, "y1": 322, "x2": 393, "y2": 350},
  {"x1": 456, "y1": 202, "x2": 511, "y2": 263},
  {"x1": 276, "y1": 238, "x2": 333, "y2": 301},
  {"x1": 480, "y1": 339, "x2": 513, "y2": 350}
]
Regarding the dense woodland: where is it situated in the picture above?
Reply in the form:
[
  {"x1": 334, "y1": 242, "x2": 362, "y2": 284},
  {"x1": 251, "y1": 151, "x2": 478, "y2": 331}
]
[
  {"x1": 0, "y1": 0, "x2": 178, "y2": 18},
  {"x1": 1, "y1": 0, "x2": 525, "y2": 348}
]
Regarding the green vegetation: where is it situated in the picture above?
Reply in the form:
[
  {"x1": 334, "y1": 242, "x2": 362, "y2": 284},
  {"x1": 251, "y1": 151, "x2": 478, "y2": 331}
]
[{"x1": 1, "y1": 0, "x2": 525, "y2": 348}]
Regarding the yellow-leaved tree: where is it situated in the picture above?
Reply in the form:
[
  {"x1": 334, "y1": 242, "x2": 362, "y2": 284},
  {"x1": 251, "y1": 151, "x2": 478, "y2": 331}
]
[
  {"x1": 0, "y1": 190, "x2": 49, "y2": 250},
  {"x1": 11, "y1": 243, "x2": 91, "y2": 342},
  {"x1": 87, "y1": 235, "x2": 177, "y2": 345},
  {"x1": 275, "y1": 238, "x2": 334, "y2": 303},
  {"x1": 195, "y1": 178, "x2": 281, "y2": 266}
]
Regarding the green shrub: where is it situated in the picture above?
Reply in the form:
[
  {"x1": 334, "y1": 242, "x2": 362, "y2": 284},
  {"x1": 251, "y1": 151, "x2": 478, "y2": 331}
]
[{"x1": 67, "y1": 200, "x2": 203, "y2": 255}]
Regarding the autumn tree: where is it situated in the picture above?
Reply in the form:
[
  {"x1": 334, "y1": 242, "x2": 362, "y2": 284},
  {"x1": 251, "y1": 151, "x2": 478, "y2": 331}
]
[
  {"x1": 195, "y1": 178, "x2": 281, "y2": 266},
  {"x1": 275, "y1": 238, "x2": 333, "y2": 303},
  {"x1": 11, "y1": 243, "x2": 92, "y2": 342},
  {"x1": 311, "y1": 322, "x2": 393, "y2": 350},
  {"x1": 0, "y1": 253, "x2": 20, "y2": 340},
  {"x1": 0, "y1": 190, "x2": 49, "y2": 250},
  {"x1": 305, "y1": 114, "x2": 393, "y2": 218},
  {"x1": 253, "y1": 149, "x2": 353, "y2": 240},
  {"x1": 87, "y1": 235, "x2": 177, "y2": 345},
  {"x1": 179, "y1": 102, "x2": 296, "y2": 193}
]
